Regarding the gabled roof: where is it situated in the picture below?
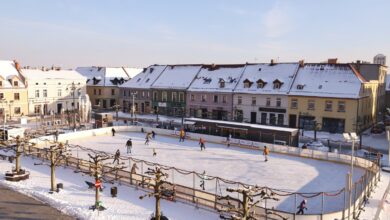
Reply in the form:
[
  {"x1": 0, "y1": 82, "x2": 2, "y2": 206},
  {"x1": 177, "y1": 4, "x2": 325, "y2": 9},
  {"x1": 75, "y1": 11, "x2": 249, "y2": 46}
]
[
  {"x1": 120, "y1": 65, "x2": 167, "y2": 89},
  {"x1": 187, "y1": 64, "x2": 245, "y2": 92},
  {"x1": 234, "y1": 63, "x2": 299, "y2": 94},
  {"x1": 22, "y1": 69, "x2": 86, "y2": 81},
  {"x1": 151, "y1": 65, "x2": 202, "y2": 90},
  {"x1": 76, "y1": 67, "x2": 133, "y2": 87},
  {"x1": 0, "y1": 60, "x2": 26, "y2": 88},
  {"x1": 289, "y1": 64, "x2": 364, "y2": 98}
]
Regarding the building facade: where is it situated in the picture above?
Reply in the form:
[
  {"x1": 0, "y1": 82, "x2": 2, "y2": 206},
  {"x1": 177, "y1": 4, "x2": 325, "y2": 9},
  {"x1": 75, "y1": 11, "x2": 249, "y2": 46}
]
[
  {"x1": 151, "y1": 65, "x2": 202, "y2": 117},
  {"x1": 21, "y1": 69, "x2": 89, "y2": 117},
  {"x1": 120, "y1": 65, "x2": 167, "y2": 115},
  {"x1": 186, "y1": 64, "x2": 246, "y2": 120},
  {"x1": 288, "y1": 63, "x2": 377, "y2": 133},
  {"x1": 233, "y1": 62, "x2": 299, "y2": 126},
  {"x1": 0, "y1": 60, "x2": 29, "y2": 119}
]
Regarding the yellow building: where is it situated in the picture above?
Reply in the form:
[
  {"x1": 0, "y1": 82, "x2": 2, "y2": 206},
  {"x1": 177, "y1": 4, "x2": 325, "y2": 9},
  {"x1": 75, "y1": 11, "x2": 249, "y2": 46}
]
[
  {"x1": 0, "y1": 60, "x2": 29, "y2": 119},
  {"x1": 287, "y1": 63, "x2": 377, "y2": 133}
]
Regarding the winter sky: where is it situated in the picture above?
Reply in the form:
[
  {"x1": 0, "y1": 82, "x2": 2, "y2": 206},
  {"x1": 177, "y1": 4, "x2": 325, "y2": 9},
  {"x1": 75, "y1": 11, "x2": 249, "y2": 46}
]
[{"x1": 0, "y1": 0, "x2": 389, "y2": 68}]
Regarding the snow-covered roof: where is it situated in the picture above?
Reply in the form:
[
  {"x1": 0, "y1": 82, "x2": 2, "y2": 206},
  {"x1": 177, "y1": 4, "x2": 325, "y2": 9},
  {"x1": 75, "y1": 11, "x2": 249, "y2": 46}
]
[
  {"x1": 120, "y1": 65, "x2": 167, "y2": 89},
  {"x1": 75, "y1": 67, "x2": 131, "y2": 87},
  {"x1": 0, "y1": 60, "x2": 26, "y2": 88},
  {"x1": 234, "y1": 63, "x2": 299, "y2": 94},
  {"x1": 289, "y1": 64, "x2": 364, "y2": 98},
  {"x1": 187, "y1": 64, "x2": 245, "y2": 92},
  {"x1": 123, "y1": 68, "x2": 143, "y2": 78},
  {"x1": 151, "y1": 65, "x2": 202, "y2": 90},
  {"x1": 185, "y1": 117, "x2": 298, "y2": 133},
  {"x1": 22, "y1": 69, "x2": 86, "y2": 81}
]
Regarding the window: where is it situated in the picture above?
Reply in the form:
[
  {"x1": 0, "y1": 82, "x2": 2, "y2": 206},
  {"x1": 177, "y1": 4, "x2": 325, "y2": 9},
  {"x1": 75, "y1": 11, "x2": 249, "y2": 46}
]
[
  {"x1": 43, "y1": 89, "x2": 47, "y2": 98},
  {"x1": 273, "y1": 83, "x2": 281, "y2": 89},
  {"x1": 237, "y1": 96, "x2": 242, "y2": 104},
  {"x1": 153, "y1": 92, "x2": 158, "y2": 101},
  {"x1": 13, "y1": 81, "x2": 18, "y2": 87},
  {"x1": 214, "y1": 95, "x2": 218, "y2": 103},
  {"x1": 277, "y1": 114, "x2": 284, "y2": 126},
  {"x1": 0, "y1": 93, "x2": 3, "y2": 99},
  {"x1": 111, "y1": 89, "x2": 115, "y2": 95},
  {"x1": 147, "y1": 92, "x2": 150, "y2": 98},
  {"x1": 98, "y1": 89, "x2": 102, "y2": 95},
  {"x1": 325, "y1": 100, "x2": 333, "y2": 111},
  {"x1": 0, "y1": 81, "x2": 2, "y2": 87},
  {"x1": 191, "y1": 94, "x2": 195, "y2": 101},
  {"x1": 14, "y1": 93, "x2": 20, "y2": 100},
  {"x1": 296, "y1": 84, "x2": 305, "y2": 90},
  {"x1": 251, "y1": 97, "x2": 256, "y2": 105},
  {"x1": 172, "y1": 92, "x2": 177, "y2": 102},
  {"x1": 123, "y1": 90, "x2": 126, "y2": 96},
  {"x1": 257, "y1": 82, "x2": 265, "y2": 88},
  {"x1": 162, "y1": 92, "x2": 167, "y2": 101},
  {"x1": 219, "y1": 80, "x2": 225, "y2": 88},
  {"x1": 34, "y1": 105, "x2": 41, "y2": 114},
  {"x1": 222, "y1": 95, "x2": 227, "y2": 103},
  {"x1": 291, "y1": 99, "x2": 298, "y2": 109},
  {"x1": 308, "y1": 100, "x2": 315, "y2": 110},
  {"x1": 201, "y1": 94, "x2": 207, "y2": 102},
  {"x1": 266, "y1": 98, "x2": 271, "y2": 106},
  {"x1": 95, "y1": 99, "x2": 100, "y2": 106},
  {"x1": 77, "y1": 89, "x2": 81, "y2": 96},
  {"x1": 94, "y1": 89, "x2": 97, "y2": 95},
  {"x1": 276, "y1": 98, "x2": 281, "y2": 107},
  {"x1": 58, "y1": 89, "x2": 62, "y2": 97},
  {"x1": 338, "y1": 101, "x2": 346, "y2": 112},
  {"x1": 14, "y1": 107, "x2": 20, "y2": 114},
  {"x1": 243, "y1": 79, "x2": 252, "y2": 88},
  {"x1": 179, "y1": 92, "x2": 184, "y2": 102},
  {"x1": 35, "y1": 90, "x2": 39, "y2": 98}
]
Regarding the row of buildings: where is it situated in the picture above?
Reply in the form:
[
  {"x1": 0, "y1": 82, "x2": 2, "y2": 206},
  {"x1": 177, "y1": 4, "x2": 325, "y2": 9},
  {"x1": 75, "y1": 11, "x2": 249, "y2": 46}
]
[{"x1": 114, "y1": 59, "x2": 387, "y2": 134}]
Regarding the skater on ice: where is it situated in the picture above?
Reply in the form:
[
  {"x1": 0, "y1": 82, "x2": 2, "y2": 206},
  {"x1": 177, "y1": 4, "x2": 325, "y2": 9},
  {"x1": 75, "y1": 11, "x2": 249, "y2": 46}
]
[
  {"x1": 200, "y1": 170, "x2": 208, "y2": 190},
  {"x1": 151, "y1": 130, "x2": 156, "y2": 139},
  {"x1": 145, "y1": 133, "x2": 151, "y2": 145},
  {"x1": 199, "y1": 137, "x2": 206, "y2": 151},
  {"x1": 263, "y1": 146, "x2": 269, "y2": 162},
  {"x1": 226, "y1": 133, "x2": 231, "y2": 148},
  {"x1": 126, "y1": 138, "x2": 132, "y2": 154},
  {"x1": 152, "y1": 148, "x2": 157, "y2": 157},
  {"x1": 113, "y1": 149, "x2": 120, "y2": 164},
  {"x1": 179, "y1": 128, "x2": 185, "y2": 142},
  {"x1": 111, "y1": 128, "x2": 116, "y2": 136},
  {"x1": 296, "y1": 199, "x2": 307, "y2": 214}
]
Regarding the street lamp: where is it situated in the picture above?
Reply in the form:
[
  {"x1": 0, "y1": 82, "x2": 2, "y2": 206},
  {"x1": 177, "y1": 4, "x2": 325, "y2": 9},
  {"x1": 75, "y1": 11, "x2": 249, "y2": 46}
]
[
  {"x1": 0, "y1": 99, "x2": 7, "y2": 140},
  {"x1": 130, "y1": 92, "x2": 137, "y2": 125},
  {"x1": 112, "y1": 104, "x2": 121, "y2": 122},
  {"x1": 343, "y1": 132, "x2": 359, "y2": 220},
  {"x1": 181, "y1": 107, "x2": 185, "y2": 127},
  {"x1": 65, "y1": 82, "x2": 81, "y2": 131}
]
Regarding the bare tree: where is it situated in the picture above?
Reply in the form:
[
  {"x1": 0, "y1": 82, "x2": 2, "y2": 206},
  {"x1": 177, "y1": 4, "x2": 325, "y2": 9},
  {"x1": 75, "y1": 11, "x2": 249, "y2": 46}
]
[
  {"x1": 139, "y1": 167, "x2": 175, "y2": 220},
  {"x1": 34, "y1": 142, "x2": 71, "y2": 192},
  {"x1": 218, "y1": 186, "x2": 280, "y2": 220}
]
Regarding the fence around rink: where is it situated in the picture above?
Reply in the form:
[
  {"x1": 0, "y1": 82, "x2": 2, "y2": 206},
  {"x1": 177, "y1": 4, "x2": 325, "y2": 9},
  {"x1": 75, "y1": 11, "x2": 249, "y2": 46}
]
[{"x1": 25, "y1": 126, "x2": 380, "y2": 220}]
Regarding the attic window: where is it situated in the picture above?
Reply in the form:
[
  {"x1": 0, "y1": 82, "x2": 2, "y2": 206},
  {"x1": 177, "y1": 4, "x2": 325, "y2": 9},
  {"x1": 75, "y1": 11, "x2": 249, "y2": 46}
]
[
  {"x1": 296, "y1": 84, "x2": 305, "y2": 90},
  {"x1": 13, "y1": 81, "x2": 18, "y2": 87},
  {"x1": 86, "y1": 79, "x2": 90, "y2": 83},
  {"x1": 243, "y1": 79, "x2": 253, "y2": 88},
  {"x1": 58, "y1": 82, "x2": 61, "y2": 85},
  {"x1": 273, "y1": 79, "x2": 283, "y2": 89},
  {"x1": 203, "y1": 78, "x2": 212, "y2": 84},
  {"x1": 145, "y1": 78, "x2": 150, "y2": 83},
  {"x1": 137, "y1": 78, "x2": 141, "y2": 82},
  {"x1": 318, "y1": 85, "x2": 323, "y2": 89},
  {"x1": 256, "y1": 79, "x2": 267, "y2": 88},
  {"x1": 36, "y1": 83, "x2": 39, "y2": 85},
  {"x1": 149, "y1": 68, "x2": 154, "y2": 73},
  {"x1": 258, "y1": 68, "x2": 262, "y2": 71},
  {"x1": 219, "y1": 79, "x2": 225, "y2": 88}
]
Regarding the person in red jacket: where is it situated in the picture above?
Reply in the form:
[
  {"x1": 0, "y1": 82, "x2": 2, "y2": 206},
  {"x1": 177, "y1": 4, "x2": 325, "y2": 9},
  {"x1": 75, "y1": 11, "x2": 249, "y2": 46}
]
[{"x1": 199, "y1": 138, "x2": 206, "y2": 151}]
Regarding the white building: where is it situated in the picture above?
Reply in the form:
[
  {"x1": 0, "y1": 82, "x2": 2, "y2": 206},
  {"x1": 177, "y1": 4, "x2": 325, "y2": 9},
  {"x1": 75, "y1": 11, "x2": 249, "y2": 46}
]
[
  {"x1": 21, "y1": 69, "x2": 90, "y2": 119},
  {"x1": 233, "y1": 62, "x2": 299, "y2": 126},
  {"x1": 373, "y1": 54, "x2": 386, "y2": 65}
]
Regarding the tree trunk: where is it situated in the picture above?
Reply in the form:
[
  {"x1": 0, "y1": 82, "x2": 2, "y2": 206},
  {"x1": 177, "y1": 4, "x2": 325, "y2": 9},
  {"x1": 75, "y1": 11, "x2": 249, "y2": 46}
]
[
  {"x1": 15, "y1": 152, "x2": 20, "y2": 173},
  {"x1": 51, "y1": 164, "x2": 56, "y2": 192},
  {"x1": 155, "y1": 195, "x2": 161, "y2": 220},
  {"x1": 243, "y1": 193, "x2": 248, "y2": 220}
]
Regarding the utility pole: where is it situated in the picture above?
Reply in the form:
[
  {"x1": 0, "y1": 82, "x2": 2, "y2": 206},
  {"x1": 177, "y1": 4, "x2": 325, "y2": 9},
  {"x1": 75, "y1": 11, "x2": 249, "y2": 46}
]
[{"x1": 131, "y1": 92, "x2": 137, "y2": 125}]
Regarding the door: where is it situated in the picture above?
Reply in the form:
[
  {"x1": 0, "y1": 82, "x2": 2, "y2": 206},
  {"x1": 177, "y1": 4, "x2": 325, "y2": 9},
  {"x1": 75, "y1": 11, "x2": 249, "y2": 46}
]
[
  {"x1": 141, "y1": 103, "x2": 145, "y2": 113},
  {"x1": 250, "y1": 112, "x2": 257, "y2": 124},
  {"x1": 43, "y1": 104, "x2": 48, "y2": 115},
  {"x1": 289, "y1": 114, "x2": 297, "y2": 128},
  {"x1": 261, "y1": 113, "x2": 267, "y2": 124},
  {"x1": 57, "y1": 103, "x2": 62, "y2": 114},
  {"x1": 102, "y1": 100, "x2": 107, "y2": 108}
]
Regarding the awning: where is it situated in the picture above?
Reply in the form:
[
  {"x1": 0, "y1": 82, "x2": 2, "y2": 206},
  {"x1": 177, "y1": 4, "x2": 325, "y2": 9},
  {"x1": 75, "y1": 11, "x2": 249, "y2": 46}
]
[{"x1": 184, "y1": 121, "x2": 196, "y2": 125}]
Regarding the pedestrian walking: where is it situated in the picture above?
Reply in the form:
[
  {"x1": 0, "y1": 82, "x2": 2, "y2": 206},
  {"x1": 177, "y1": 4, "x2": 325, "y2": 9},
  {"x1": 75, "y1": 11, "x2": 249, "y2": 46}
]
[
  {"x1": 226, "y1": 134, "x2": 231, "y2": 148},
  {"x1": 200, "y1": 170, "x2": 207, "y2": 190},
  {"x1": 199, "y1": 138, "x2": 206, "y2": 151},
  {"x1": 126, "y1": 138, "x2": 132, "y2": 154},
  {"x1": 152, "y1": 148, "x2": 157, "y2": 157},
  {"x1": 152, "y1": 131, "x2": 156, "y2": 139},
  {"x1": 54, "y1": 130, "x2": 59, "y2": 142},
  {"x1": 111, "y1": 128, "x2": 116, "y2": 136},
  {"x1": 145, "y1": 133, "x2": 151, "y2": 145},
  {"x1": 296, "y1": 199, "x2": 307, "y2": 215},
  {"x1": 263, "y1": 146, "x2": 269, "y2": 162},
  {"x1": 179, "y1": 129, "x2": 185, "y2": 142},
  {"x1": 113, "y1": 149, "x2": 120, "y2": 164}
]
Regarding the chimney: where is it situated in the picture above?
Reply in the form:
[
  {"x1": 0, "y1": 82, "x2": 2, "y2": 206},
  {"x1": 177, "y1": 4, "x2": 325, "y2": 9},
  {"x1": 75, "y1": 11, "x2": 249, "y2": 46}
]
[
  {"x1": 13, "y1": 60, "x2": 20, "y2": 71},
  {"x1": 327, "y1": 58, "x2": 338, "y2": 64},
  {"x1": 299, "y1": 60, "x2": 305, "y2": 67}
]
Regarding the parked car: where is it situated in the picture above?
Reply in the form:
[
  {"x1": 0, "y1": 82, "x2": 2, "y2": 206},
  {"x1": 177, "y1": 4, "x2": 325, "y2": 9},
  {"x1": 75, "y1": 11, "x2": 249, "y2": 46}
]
[
  {"x1": 371, "y1": 122, "x2": 385, "y2": 134},
  {"x1": 306, "y1": 141, "x2": 329, "y2": 152}
]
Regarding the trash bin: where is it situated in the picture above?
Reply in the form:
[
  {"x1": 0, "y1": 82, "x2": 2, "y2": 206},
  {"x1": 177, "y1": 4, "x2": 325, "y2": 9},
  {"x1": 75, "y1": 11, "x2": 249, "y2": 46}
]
[
  {"x1": 57, "y1": 183, "x2": 63, "y2": 189},
  {"x1": 8, "y1": 156, "x2": 14, "y2": 163},
  {"x1": 111, "y1": 186, "x2": 117, "y2": 197}
]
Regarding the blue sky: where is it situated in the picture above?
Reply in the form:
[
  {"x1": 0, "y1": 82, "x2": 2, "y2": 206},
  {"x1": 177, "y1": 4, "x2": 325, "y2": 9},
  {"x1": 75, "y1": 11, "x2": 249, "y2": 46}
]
[{"x1": 0, "y1": 0, "x2": 389, "y2": 68}]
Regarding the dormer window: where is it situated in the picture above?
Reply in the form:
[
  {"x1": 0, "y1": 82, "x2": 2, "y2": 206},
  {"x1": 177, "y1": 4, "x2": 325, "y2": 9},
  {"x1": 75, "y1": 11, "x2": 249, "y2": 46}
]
[
  {"x1": 13, "y1": 81, "x2": 18, "y2": 87},
  {"x1": 243, "y1": 79, "x2": 253, "y2": 88},
  {"x1": 0, "y1": 81, "x2": 2, "y2": 87},
  {"x1": 256, "y1": 79, "x2": 267, "y2": 88},
  {"x1": 137, "y1": 78, "x2": 141, "y2": 82},
  {"x1": 203, "y1": 78, "x2": 212, "y2": 84},
  {"x1": 145, "y1": 78, "x2": 150, "y2": 83},
  {"x1": 273, "y1": 79, "x2": 283, "y2": 89},
  {"x1": 219, "y1": 79, "x2": 225, "y2": 88},
  {"x1": 296, "y1": 84, "x2": 305, "y2": 90}
]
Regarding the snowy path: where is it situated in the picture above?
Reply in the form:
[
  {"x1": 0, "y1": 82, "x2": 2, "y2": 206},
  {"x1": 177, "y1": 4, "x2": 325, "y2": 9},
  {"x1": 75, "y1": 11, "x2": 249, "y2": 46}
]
[
  {"x1": 67, "y1": 132, "x2": 366, "y2": 213},
  {"x1": 0, "y1": 155, "x2": 218, "y2": 220}
]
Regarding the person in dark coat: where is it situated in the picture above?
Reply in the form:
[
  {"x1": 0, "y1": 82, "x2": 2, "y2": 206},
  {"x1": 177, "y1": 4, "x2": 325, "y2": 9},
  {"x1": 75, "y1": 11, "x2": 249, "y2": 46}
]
[
  {"x1": 111, "y1": 128, "x2": 116, "y2": 136},
  {"x1": 113, "y1": 149, "x2": 120, "y2": 164},
  {"x1": 126, "y1": 139, "x2": 132, "y2": 154},
  {"x1": 145, "y1": 133, "x2": 151, "y2": 145},
  {"x1": 152, "y1": 131, "x2": 156, "y2": 139},
  {"x1": 296, "y1": 199, "x2": 307, "y2": 214}
]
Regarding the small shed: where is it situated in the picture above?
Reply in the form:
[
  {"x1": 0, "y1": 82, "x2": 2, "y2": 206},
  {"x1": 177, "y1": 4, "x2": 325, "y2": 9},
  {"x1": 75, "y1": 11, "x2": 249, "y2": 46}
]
[{"x1": 95, "y1": 113, "x2": 114, "y2": 128}]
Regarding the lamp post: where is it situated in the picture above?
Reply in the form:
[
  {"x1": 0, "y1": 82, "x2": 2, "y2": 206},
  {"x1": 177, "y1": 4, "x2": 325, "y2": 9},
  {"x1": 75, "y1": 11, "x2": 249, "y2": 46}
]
[
  {"x1": 112, "y1": 104, "x2": 120, "y2": 122},
  {"x1": 131, "y1": 92, "x2": 137, "y2": 125},
  {"x1": 66, "y1": 82, "x2": 81, "y2": 131},
  {"x1": 343, "y1": 132, "x2": 359, "y2": 220},
  {"x1": 0, "y1": 99, "x2": 7, "y2": 140},
  {"x1": 181, "y1": 106, "x2": 185, "y2": 127}
]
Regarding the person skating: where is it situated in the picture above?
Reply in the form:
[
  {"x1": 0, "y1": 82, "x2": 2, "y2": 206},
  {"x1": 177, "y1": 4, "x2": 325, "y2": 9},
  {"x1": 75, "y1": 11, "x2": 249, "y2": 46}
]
[
  {"x1": 226, "y1": 134, "x2": 231, "y2": 148},
  {"x1": 111, "y1": 128, "x2": 116, "y2": 136},
  {"x1": 296, "y1": 199, "x2": 307, "y2": 215},
  {"x1": 145, "y1": 133, "x2": 151, "y2": 145},
  {"x1": 178, "y1": 128, "x2": 186, "y2": 142},
  {"x1": 126, "y1": 138, "x2": 132, "y2": 154},
  {"x1": 152, "y1": 148, "x2": 157, "y2": 157},
  {"x1": 199, "y1": 170, "x2": 207, "y2": 190},
  {"x1": 54, "y1": 130, "x2": 59, "y2": 142},
  {"x1": 199, "y1": 138, "x2": 206, "y2": 151},
  {"x1": 151, "y1": 130, "x2": 156, "y2": 139},
  {"x1": 263, "y1": 146, "x2": 269, "y2": 162},
  {"x1": 113, "y1": 149, "x2": 120, "y2": 164}
]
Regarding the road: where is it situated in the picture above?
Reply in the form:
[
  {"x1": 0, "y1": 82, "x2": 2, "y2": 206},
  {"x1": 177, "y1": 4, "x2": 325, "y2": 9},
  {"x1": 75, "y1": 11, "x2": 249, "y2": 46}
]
[{"x1": 0, "y1": 184, "x2": 74, "y2": 220}]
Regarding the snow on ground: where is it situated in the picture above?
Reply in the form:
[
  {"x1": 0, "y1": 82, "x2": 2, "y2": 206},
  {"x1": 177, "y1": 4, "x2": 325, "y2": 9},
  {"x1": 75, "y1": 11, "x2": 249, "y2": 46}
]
[
  {"x1": 0, "y1": 153, "x2": 218, "y2": 220},
  {"x1": 67, "y1": 131, "x2": 365, "y2": 213}
]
